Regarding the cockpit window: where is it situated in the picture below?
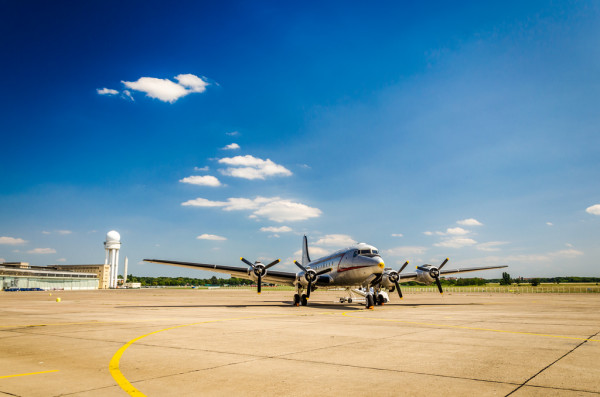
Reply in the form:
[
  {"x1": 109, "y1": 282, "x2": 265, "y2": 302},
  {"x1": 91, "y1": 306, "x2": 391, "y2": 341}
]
[{"x1": 358, "y1": 249, "x2": 379, "y2": 257}]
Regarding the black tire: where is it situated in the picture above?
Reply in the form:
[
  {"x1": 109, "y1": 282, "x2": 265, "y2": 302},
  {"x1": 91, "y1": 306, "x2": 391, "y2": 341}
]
[
  {"x1": 348, "y1": 298, "x2": 353, "y2": 303},
  {"x1": 301, "y1": 294, "x2": 308, "y2": 306},
  {"x1": 366, "y1": 294, "x2": 374, "y2": 309},
  {"x1": 293, "y1": 294, "x2": 300, "y2": 306}
]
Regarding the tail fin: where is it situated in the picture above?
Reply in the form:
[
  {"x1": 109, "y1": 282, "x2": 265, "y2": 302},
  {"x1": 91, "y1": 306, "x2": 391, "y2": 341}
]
[{"x1": 302, "y1": 235, "x2": 311, "y2": 267}]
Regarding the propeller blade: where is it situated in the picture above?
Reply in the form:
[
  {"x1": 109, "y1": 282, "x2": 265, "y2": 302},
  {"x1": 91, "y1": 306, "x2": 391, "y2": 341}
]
[
  {"x1": 265, "y1": 259, "x2": 280, "y2": 269},
  {"x1": 257, "y1": 273, "x2": 262, "y2": 294},
  {"x1": 240, "y1": 257, "x2": 254, "y2": 267},
  {"x1": 307, "y1": 280, "x2": 312, "y2": 298},
  {"x1": 438, "y1": 258, "x2": 449, "y2": 270},
  {"x1": 399, "y1": 261, "x2": 409, "y2": 273},
  {"x1": 294, "y1": 260, "x2": 307, "y2": 272},
  {"x1": 435, "y1": 277, "x2": 443, "y2": 294},
  {"x1": 393, "y1": 280, "x2": 403, "y2": 299}
]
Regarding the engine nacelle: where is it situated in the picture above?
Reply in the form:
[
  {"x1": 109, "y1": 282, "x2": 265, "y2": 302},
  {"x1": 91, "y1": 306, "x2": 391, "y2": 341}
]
[
  {"x1": 247, "y1": 263, "x2": 267, "y2": 282},
  {"x1": 380, "y1": 272, "x2": 396, "y2": 289},
  {"x1": 415, "y1": 266, "x2": 438, "y2": 285}
]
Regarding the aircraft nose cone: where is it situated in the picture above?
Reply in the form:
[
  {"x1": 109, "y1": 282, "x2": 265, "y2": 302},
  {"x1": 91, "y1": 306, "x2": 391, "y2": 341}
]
[{"x1": 378, "y1": 260, "x2": 385, "y2": 269}]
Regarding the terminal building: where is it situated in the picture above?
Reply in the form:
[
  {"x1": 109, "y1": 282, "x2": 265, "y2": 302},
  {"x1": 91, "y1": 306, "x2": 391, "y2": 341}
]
[
  {"x1": 0, "y1": 262, "x2": 99, "y2": 291},
  {"x1": 1, "y1": 230, "x2": 125, "y2": 291}
]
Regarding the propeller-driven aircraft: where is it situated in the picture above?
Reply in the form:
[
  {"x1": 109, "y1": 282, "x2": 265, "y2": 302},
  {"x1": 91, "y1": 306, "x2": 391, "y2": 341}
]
[{"x1": 145, "y1": 236, "x2": 507, "y2": 309}]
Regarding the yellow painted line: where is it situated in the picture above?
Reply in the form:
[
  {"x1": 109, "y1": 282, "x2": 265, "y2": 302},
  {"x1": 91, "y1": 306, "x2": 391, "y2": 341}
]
[
  {"x1": 341, "y1": 312, "x2": 600, "y2": 343},
  {"x1": 0, "y1": 370, "x2": 59, "y2": 379},
  {"x1": 109, "y1": 312, "x2": 329, "y2": 396}
]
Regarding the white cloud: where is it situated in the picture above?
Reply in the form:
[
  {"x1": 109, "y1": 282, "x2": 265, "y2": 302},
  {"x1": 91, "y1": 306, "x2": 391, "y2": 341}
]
[
  {"x1": 445, "y1": 227, "x2": 469, "y2": 235},
  {"x1": 180, "y1": 175, "x2": 222, "y2": 187},
  {"x1": 197, "y1": 234, "x2": 227, "y2": 241},
  {"x1": 42, "y1": 231, "x2": 51, "y2": 235},
  {"x1": 0, "y1": 236, "x2": 27, "y2": 245},
  {"x1": 97, "y1": 88, "x2": 119, "y2": 95},
  {"x1": 218, "y1": 155, "x2": 292, "y2": 180},
  {"x1": 586, "y1": 204, "x2": 600, "y2": 216},
  {"x1": 385, "y1": 246, "x2": 428, "y2": 257},
  {"x1": 194, "y1": 166, "x2": 209, "y2": 172},
  {"x1": 56, "y1": 258, "x2": 67, "y2": 262},
  {"x1": 423, "y1": 231, "x2": 434, "y2": 236},
  {"x1": 314, "y1": 234, "x2": 356, "y2": 247},
  {"x1": 391, "y1": 233, "x2": 403, "y2": 237},
  {"x1": 293, "y1": 246, "x2": 330, "y2": 259},
  {"x1": 27, "y1": 248, "x2": 56, "y2": 254},
  {"x1": 253, "y1": 200, "x2": 322, "y2": 223},
  {"x1": 546, "y1": 222, "x2": 554, "y2": 226},
  {"x1": 121, "y1": 73, "x2": 208, "y2": 103},
  {"x1": 260, "y1": 226, "x2": 292, "y2": 233},
  {"x1": 434, "y1": 237, "x2": 477, "y2": 248},
  {"x1": 122, "y1": 90, "x2": 134, "y2": 101},
  {"x1": 222, "y1": 143, "x2": 240, "y2": 150},
  {"x1": 476, "y1": 241, "x2": 508, "y2": 252},
  {"x1": 226, "y1": 131, "x2": 240, "y2": 136},
  {"x1": 550, "y1": 248, "x2": 583, "y2": 258},
  {"x1": 457, "y1": 218, "x2": 483, "y2": 226},
  {"x1": 57, "y1": 230, "x2": 72, "y2": 235},
  {"x1": 182, "y1": 196, "x2": 321, "y2": 222}
]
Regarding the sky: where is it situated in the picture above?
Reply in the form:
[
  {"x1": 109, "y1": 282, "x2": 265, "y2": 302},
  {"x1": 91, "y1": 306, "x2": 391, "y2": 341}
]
[{"x1": 1, "y1": 0, "x2": 599, "y2": 279}]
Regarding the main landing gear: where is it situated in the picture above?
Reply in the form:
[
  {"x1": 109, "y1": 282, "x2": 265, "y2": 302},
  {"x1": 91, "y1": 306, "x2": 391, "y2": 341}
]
[{"x1": 293, "y1": 293, "x2": 308, "y2": 306}]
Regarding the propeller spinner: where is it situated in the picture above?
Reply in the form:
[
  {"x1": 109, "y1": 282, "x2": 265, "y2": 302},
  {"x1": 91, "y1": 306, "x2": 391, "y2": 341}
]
[{"x1": 241, "y1": 257, "x2": 280, "y2": 294}]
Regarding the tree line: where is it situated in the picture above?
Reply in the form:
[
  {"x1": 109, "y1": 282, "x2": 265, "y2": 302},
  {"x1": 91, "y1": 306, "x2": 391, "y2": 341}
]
[{"x1": 124, "y1": 273, "x2": 600, "y2": 287}]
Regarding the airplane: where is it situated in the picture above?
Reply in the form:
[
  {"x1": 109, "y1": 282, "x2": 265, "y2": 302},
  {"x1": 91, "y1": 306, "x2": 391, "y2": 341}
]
[{"x1": 145, "y1": 235, "x2": 507, "y2": 309}]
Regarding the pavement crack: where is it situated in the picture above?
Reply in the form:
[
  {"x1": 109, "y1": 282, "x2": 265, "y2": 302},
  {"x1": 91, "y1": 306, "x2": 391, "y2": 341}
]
[{"x1": 505, "y1": 328, "x2": 600, "y2": 396}]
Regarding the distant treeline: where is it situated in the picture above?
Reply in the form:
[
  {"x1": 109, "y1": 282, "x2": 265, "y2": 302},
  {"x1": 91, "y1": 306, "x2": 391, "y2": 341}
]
[
  {"x1": 126, "y1": 275, "x2": 253, "y2": 287},
  {"x1": 125, "y1": 274, "x2": 600, "y2": 287}
]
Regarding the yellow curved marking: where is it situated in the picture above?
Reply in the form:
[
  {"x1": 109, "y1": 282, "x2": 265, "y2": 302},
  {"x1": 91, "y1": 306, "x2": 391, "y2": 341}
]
[
  {"x1": 0, "y1": 370, "x2": 59, "y2": 379},
  {"x1": 341, "y1": 312, "x2": 600, "y2": 343},
  {"x1": 109, "y1": 312, "x2": 329, "y2": 396}
]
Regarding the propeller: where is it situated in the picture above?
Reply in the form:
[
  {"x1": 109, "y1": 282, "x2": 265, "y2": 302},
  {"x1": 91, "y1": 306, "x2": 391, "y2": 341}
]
[
  {"x1": 241, "y1": 257, "x2": 280, "y2": 294},
  {"x1": 294, "y1": 260, "x2": 332, "y2": 298},
  {"x1": 388, "y1": 261, "x2": 409, "y2": 299},
  {"x1": 416, "y1": 258, "x2": 448, "y2": 294}
]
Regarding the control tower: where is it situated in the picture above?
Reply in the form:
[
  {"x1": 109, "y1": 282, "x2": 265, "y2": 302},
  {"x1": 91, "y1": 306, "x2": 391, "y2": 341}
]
[{"x1": 104, "y1": 230, "x2": 121, "y2": 288}]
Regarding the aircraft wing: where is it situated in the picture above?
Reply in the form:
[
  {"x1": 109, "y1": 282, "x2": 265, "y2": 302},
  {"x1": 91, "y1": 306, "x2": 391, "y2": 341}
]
[
  {"x1": 144, "y1": 259, "x2": 298, "y2": 285},
  {"x1": 398, "y1": 265, "x2": 508, "y2": 282}
]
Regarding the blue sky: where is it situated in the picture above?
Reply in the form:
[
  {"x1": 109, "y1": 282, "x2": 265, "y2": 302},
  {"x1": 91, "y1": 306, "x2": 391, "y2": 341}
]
[{"x1": 1, "y1": 1, "x2": 599, "y2": 279}]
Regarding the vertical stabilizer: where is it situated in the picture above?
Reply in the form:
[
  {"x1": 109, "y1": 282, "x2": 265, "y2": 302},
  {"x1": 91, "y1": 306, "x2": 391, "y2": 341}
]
[{"x1": 302, "y1": 235, "x2": 311, "y2": 267}]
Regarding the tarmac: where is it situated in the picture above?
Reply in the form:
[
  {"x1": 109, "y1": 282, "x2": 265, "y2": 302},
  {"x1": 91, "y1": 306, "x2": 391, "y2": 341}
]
[{"x1": 0, "y1": 288, "x2": 599, "y2": 396}]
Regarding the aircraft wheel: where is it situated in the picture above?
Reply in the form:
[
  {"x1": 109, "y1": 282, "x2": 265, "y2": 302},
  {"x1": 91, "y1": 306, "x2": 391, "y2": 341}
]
[
  {"x1": 301, "y1": 294, "x2": 308, "y2": 306},
  {"x1": 348, "y1": 298, "x2": 352, "y2": 303},
  {"x1": 293, "y1": 294, "x2": 300, "y2": 306},
  {"x1": 377, "y1": 294, "x2": 385, "y2": 305},
  {"x1": 339, "y1": 298, "x2": 345, "y2": 303},
  {"x1": 366, "y1": 294, "x2": 374, "y2": 309}
]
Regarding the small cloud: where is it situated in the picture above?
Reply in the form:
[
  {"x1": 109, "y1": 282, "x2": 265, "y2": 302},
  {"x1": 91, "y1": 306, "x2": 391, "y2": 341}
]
[
  {"x1": 218, "y1": 155, "x2": 292, "y2": 180},
  {"x1": 314, "y1": 234, "x2": 356, "y2": 247},
  {"x1": 445, "y1": 227, "x2": 469, "y2": 235},
  {"x1": 57, "y1": 230, "x2": 72, "y2": 235},
  {"x1": 546, "y1": 222, "x2": 553, "y2": 226},
  {"x1": 121, "y1": 73, "x2": 208, "y2": 103},
  {"x1": 42, "y1": 231, "x2": 51, "y2": 235},
  {"x1": 423, "y1": 231, "x2": 434, "y2": 236},
  {"x1": 391, "y1": 233, "x2": 403, "y2": 237},
  {"x1": 194, "y1": 166, "x2": 209, "y2": 172},
  {"x1": 434, "y1": 237, "x2": 477, "y2": 248},
  {"x1": 260, "y1": 226, "x2": 292, "y2": 233},
  {"x1": 550, "y1": 248, "x2": 583, "y2": 258},
  {"x1": 226, "y1": 131, "x2": 240, "y2": 136},
  {"x1": 27, "y1": 248, "x2": 57, "y2": 254},
  {"x1": 97, "y1": 88, "x2": 119, "y2": 95},
  {"x1": 586, "y1": 204, "x2": 600, "y2": 216},
  {"x1": 56, "y1": 258, "x2": 67, "y2": 262},
  {"x1": 0, "y1": 236, "x2": 27, "y2": 245},
  {"x1": 182, "y1": 196, "x2": 321, "y2": 223},
  {"x1": 180, "y1": 175, "x2": 221, "y2": 187},
  {"x1": 457, "y1": 218, "x2": 483, "y2": 226},
  {"x1": 222, "y1": 143, "x2": 240, "y2": 150},
  {"x1": 196, "y1": 234, "x2": 227, "y2": 241},
  {"x1": 298, "y1": 164, "x2": 311, "y2": 169},
  {"x1": 122, "y1": 90, "x2": 134, "y2": 101}
]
